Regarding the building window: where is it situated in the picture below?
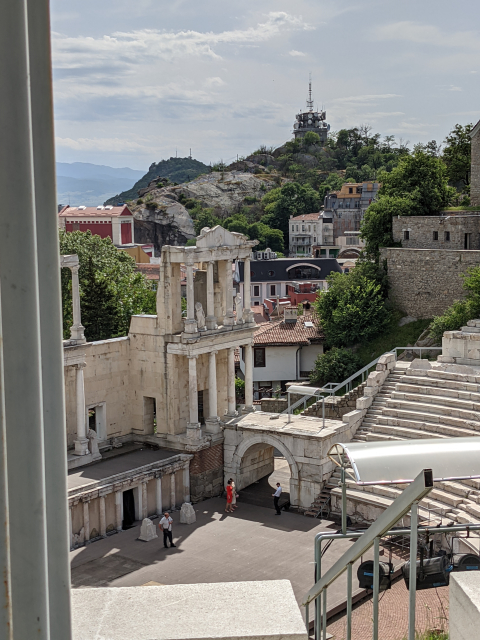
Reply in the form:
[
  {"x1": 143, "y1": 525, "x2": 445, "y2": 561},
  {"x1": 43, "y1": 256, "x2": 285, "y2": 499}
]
[
  {"x1": 313, "y1": 237, "x2": 316, "y2": 243},
  {"x1": 302, "y1": 225, "x2": 305, "y2": 231},
  {"x1": 445, "y1": 231, "x2": 450, "y2": 242},
  {"x1": 296, "y1": 225, "x2": 299, "y2": 231},
  {"x1": 308, "y1": 225, "x2": 311, "y2": 232},
  {"x1": 356, "y1": 187, "x2": 362, "y2": 194},
  {"x1": 268, "y1": 270, "x2": 275, "y2": 277},
  {"x1": 433, "y1": 231, "x2": 438, "y2": 241},
  {"x1": 253, "y1": 285, "x2": 260, "y2": 297},
  {"x1": 270, "y1": 285, "x2": 276, "y2": 296},
  {"x1": 403, "y1": 230, "x2": 410, "y2": 240},
  {"x1": 288, "y1": 266, "x2": 321, "y2": 279},
  {"x1": 292, "y1": 225, "x2": 294, "y2": 232},
  {"x1": 254, "y1": 347, "x2": 266, "y2": 368},
  {"x1": 349, "y1": 187, "x2": 353, "y2": 194}
]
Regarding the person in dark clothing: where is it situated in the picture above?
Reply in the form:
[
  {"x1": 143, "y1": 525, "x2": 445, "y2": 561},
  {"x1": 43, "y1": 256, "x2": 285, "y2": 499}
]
[{"x1": 272, "y1": 483, "x2": 282, "y2": 515}]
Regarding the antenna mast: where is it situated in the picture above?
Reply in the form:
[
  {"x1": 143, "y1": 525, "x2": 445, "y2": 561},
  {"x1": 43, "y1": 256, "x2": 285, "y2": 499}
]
[{"x1": 306, "y1": 72, "x2": 314, "y2": 112}]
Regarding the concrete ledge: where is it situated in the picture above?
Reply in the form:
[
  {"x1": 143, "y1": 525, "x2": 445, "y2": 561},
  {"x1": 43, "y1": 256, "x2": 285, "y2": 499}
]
[
  {"x1": 72, "y1": 580, "x2": 308, "y2": 640},
  {"x1": 450, "y1": 572, "x2": 480, "y2": 640}
]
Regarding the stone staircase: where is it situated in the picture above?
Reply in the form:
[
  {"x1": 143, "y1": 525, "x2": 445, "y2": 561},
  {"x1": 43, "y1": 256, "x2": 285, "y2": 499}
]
[{"x1": 306, "y1": 360, "x2": 480, "y2": 550}]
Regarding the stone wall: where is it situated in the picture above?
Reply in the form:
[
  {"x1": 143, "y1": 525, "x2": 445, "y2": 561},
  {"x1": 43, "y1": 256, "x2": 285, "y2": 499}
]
[
  {"x1": 471, "y1": 124, "x2": 480, "y2": 206},
  {"x1": 303, "y1": 383, "x2": 366, "y2": 420},
  {"x1": 392, "y1": 215, "x2": 480, "y2": 250},
  {"x1": 380, "y1": 247, "x2": 480, "y2": 318},
  {"x1": 189, "y1": 443, "x2": 224, "y2": 502}
]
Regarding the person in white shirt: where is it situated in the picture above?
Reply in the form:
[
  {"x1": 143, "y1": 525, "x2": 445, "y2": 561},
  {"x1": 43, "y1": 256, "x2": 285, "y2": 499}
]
[
  {"x1": 159, "y1": 511, "x2": 175, "y2": 548},
  {"x1": 272, "y1": 483, "x2": 282, "y2": 515}
]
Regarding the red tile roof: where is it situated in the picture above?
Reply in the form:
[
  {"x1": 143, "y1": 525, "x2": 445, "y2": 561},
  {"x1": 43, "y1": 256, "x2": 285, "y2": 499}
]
[
  {"x1": 290, "y1": 212, "x2": 322, "y2": 221},
  {"x1": 58, "y1": 205, "x2": 132, "y2": 218},
  {"x1": 253, "y1": 315, "x2": 324, "y2": 346},
  {"x1": 135, "y1": 263, "x2": 160, "y2": 280}
]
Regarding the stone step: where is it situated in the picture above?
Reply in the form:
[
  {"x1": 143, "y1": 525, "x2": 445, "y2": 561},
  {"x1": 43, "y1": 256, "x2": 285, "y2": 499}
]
[
  {"x1": 396, "y1": 382, "x2": 480, "y2": 403},
  {"x1": 381, "y1": 406, "x2": 480, "y2": 431},
  {"x1": 434, "y1": 480, "x2": 473, "y2": 499},
  {"x1": 365, "y1": 432, "x2": 403, "y2": 442},
  {"x1": 391, "y1": 390, "x2": 480, "y2": 412},
  {"x1": 385, "y1": 398, "x2": 480, "y2": 422},
  {"x1": 407, "y1": 368, "x2": 480, "y2": 384},
  {"x1": 372, "y1": 416, "x2": 479, "y2": 439},
  {"x1": 401, "y1": 373, "x2": 480, "y2": 393},
  {"x1": 367, "y1": 423, "x2": 450, "y2": 440}
]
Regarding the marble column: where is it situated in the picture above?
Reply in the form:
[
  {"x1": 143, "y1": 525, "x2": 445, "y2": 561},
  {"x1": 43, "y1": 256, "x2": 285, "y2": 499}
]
[
  {"x1": 206, "y1": 260, "x2": 217, "y2": 330},
  {"x1": 142, "y1": 482, "x2": 148, "y2": 519},
  {"x1": 224, "y1": 259, "x2": 234, "y2": 326},
  {"x1": 69, "y1": 506, "x2": 73, "y2": 550},
  {"x1": 70, "y1": 265, "x2": 86, "y2": 342},
  {"x1": 187, "y1": 355, "x2": 200, "y2": 432},
  {"x1": 83, "y1": 500, "x2": 90, "y2": 543},
  {"x1": 208, "y1": 350, "x2": 218, "y2": 419},
  {"x1": 183, "y1": 466, "x2": 190, "y2": 504},
  {"x1": 99, "y1": 496, "x2": 106, "y2": 538},
  {"x1": 170, "y1": 472, "x2": 176, "y2": 511},
  {"x1": 115, "y1": 491, "x2": 122, "y2": 531},
  {"x1": 74, "y1": 363, "x2": 89, "y2": 455},
  {"x1": 244, "y1": 343, "x2": 254, "y2": 412},
  {"x1": 184, "y1": 260, "x2": 197, "y2": 334},
  {"x1": 227, "y1": 347, "x2": 236, "y2": 416},
  {"x1": 156, "y1": 477, "x2": 163, "y2": 516},
  {"x1": 242, "y1": 257, "x2": 253, "y2": 323}
]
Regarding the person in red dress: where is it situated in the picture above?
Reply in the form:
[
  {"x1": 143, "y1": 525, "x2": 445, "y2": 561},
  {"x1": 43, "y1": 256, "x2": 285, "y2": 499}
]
[{"x1": 225, "y1": 480, "x2": 234, "y2": 513}]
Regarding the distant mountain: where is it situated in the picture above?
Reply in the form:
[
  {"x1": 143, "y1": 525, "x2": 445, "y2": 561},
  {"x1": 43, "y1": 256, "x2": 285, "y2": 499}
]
[
  {"x1": 104, "y1": 157, "x2": 209, "y2": 205},
  {"x1": 56, "y1": 162, "x2": 145, "y2": 207}
]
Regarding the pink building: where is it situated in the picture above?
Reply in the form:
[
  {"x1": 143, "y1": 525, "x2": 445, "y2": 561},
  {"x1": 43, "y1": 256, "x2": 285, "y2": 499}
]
[{"x1": 58, "y1": 204, "x2": 135, "y2": 245}]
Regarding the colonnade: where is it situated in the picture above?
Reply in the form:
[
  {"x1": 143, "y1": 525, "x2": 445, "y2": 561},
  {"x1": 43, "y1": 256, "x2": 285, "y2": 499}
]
[
  {"x1": 184, "y1": 257, "x2": 253, "y2": 333},
  {"x1": 187, "y1": 341, "x2": 253, "y2": 433},
  {"x1": 70, "y1": 466, "x2": 190, "y2": 548}
]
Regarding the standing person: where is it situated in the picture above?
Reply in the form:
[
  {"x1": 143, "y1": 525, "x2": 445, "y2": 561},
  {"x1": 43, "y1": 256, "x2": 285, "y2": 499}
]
[
  {"x1": 229, "y1": 478, "x2": 238, "y2": 510},
  {"x1": 159, "y1": 511, "x2": 175, "y2": 548},
  {"x1": 225, "y1": 480, "x2": 234, "y2": 513},
  {"x1": 272, "y1": 483, "x2": 282, "y2": 515}
]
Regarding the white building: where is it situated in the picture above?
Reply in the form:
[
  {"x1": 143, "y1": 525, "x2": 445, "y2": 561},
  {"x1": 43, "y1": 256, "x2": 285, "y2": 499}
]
[
  {"x1": 238, "y1": 308, "x2": 324, "y2": 397},
  {"x1": 289, "y1": 212, "x2": 322, "y2": 256}
]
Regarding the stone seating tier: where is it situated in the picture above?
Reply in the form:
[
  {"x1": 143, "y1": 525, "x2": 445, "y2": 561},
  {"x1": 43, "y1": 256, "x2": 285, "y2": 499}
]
[{"x1": 324, "y1": 361, "x2": 480, "y2": 552}]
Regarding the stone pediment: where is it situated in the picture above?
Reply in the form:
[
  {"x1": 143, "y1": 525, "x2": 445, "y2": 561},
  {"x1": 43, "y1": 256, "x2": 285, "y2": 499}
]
[{"x1": 196, "y1": 225, "x2": 249, "y2": 249}]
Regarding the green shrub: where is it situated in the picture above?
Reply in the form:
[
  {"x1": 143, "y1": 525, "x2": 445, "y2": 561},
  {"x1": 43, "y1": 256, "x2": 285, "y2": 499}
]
[
  {"x1": 297, "y1": 303, "x2": 304, "y2": 316},
  {"x1": 235, "y1": 377, "x2": 245, "y2": 402},
  {"x1": 136, "y1": 198, "x2": 144, "y2": 205},
  {"x1": 430, "y1": 298, "x2": 480, "y2": 342},
  {"x1": 310, "y1": 348, "x2": 363, "y2": 386},
  {"x1": 146, "y1": 201, "x2": 158, "y2": 209}
]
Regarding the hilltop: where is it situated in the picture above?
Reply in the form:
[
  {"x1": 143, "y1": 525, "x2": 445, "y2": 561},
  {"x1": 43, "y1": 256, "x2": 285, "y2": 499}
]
[{"x1": 104, "y1": 157, "x2": 209, "y2": 205}]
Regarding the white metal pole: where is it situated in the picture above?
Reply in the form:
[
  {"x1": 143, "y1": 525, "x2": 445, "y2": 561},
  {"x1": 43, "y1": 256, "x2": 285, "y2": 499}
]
[
  {"x1": 26, "y1": 1, "x2": 73, "y2": 633},
  {"x1": 408, "y1": 502, "x2": 418, "y2": 640},
  {"x1": 0, "y1": 1, "x2": 50, "y2": 636},
  {"x1": 0, "y1": 291, "x2": 13, "y2": 639}
]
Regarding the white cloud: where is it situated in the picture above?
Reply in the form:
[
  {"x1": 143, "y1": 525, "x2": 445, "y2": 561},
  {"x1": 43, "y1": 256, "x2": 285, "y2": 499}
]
[
  {"x1": 449, "y1": 85, "x2": 462, "y2": 92},
  {"x1": 204, "y1": 77, "x2": 225, "y2": 87},
  {"x1": 332, "y1": 94, "x2": 402, "y2": 104},
  {"x1": 55, "y1": 136, "x2": 154, "y2": 152},
  {"x1": 289, "y1": 50, "x2": 306, "y2": 57},
  {"x1": 375, "y1": 21, "x2": 480, "y2": 52},
  {"x1": 52, "y1": 12, "x2": 315, "y2": 72}
]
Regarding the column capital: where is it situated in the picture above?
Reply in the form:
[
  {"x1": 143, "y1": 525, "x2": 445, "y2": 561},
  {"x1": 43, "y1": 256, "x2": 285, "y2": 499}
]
[
  {"x1": 187, "y1": 353, "x2": 198, "y2": 360},
  {"x1": 71, "y1": 264, "x2": 80, "y2": 275},
  {"x1": 75, "y1": 362, "x2": 87, "y2": 370}
]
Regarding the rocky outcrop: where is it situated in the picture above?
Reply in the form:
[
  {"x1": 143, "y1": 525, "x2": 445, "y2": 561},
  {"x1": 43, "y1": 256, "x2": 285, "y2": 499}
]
[{"x1": 133, "y1": 198, "x2": 195, "y2": 252}]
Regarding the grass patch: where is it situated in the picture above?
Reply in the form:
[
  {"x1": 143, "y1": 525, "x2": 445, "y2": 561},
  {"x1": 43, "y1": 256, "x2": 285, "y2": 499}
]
[
  {"x1": 443, "y1": 205, "x2": 480, "y2": 211},
  {"x1": 355, "y1": 312, "x2": 432, "y2": 367}
]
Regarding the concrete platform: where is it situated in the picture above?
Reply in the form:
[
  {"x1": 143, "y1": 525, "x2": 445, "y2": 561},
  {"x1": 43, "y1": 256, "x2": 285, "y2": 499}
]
[
  {"x1": 72, "y1": 580, "x2": 307, "y2": 640},
  {"x1": 68, "y1": 446, "x2": 178, "y2": 490}
]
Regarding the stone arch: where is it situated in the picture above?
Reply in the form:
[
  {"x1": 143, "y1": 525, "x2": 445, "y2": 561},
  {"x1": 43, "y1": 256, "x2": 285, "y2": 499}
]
[{"x1": 228, "y1": 433, "x2": 300, "y2": 507}]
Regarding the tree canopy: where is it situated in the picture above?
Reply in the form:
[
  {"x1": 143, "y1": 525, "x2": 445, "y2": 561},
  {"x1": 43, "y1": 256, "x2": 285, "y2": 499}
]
[
  {"x1": 60, "y1": 230, "x2": 156, "y2": 341},
  {"x1": 361, "y1": 150, "x2": 456, "y2": 260},
  {"x1": 442, "y1": 123, "x2": 473, "y2": 189},
  {"x1": 261, "y1": 182, "x2": 320, "y2": 239}
]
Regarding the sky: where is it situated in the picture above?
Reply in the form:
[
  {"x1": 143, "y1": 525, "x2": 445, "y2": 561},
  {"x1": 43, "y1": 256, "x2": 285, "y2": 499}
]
[{"x1": 51, "y1": 0, "x2": 480, "y2": 171}]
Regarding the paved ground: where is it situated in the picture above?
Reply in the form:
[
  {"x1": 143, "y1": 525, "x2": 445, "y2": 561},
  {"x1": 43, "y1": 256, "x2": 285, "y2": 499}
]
[
  {"x1": 327, "y1": 579, "x2": 449, "y2": 640},
  {"x1": 68, "y1": 445, "x2": 178, "y2": 489}
]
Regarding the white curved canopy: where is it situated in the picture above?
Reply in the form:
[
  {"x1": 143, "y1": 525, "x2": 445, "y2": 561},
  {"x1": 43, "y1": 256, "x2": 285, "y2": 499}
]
[{"x1": 328, "y1": 437, "x2": 480, "y2": 485}]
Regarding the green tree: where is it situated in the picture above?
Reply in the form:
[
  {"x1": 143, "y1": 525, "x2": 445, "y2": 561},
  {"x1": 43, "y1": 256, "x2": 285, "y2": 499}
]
[
  {"x1": 310, "y1": 348, "x2": 362, "y2": 386},
  {"x1": 361, "y1": 150, "x2": 456, "y2": 261},
  {"x1": 60, "y1": 230, "x2": 156, "y2": 339},
  {"x1": 192, "y1": 209, "x2": 221, "y2": 235},
  {"x1": 80, "y1": 258, "x2": 121, "y2": 341},
  {"x1": 442, "y1": 123, "x2": 473, "y2": 188},
  {"x1": 261, "y1": 182, "x2": 320, "y2": 240},
  {"x1": 314, "y1": 268, "x2": 391, "y2": 347}
]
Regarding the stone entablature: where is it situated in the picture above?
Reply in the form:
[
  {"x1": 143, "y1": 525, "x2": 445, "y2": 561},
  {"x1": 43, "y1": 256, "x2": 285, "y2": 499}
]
[
  {"x1": 393, "y1": 214, "x2": 480, "y2": 250},
  {"x1": 68, "y1": 454, "x2": 192, "y2": 549},
  {"x1": 441, "y1": 319, "x2": 480, "y2": 366},
  {"x1": 380, "y1": 247, "x2": 480, "y2": 319}
]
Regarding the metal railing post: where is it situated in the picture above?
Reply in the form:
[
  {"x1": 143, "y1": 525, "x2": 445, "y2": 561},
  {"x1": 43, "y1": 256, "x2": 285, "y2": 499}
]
[
  {"x1": 288, "y1": 393, "x2": 291, "y2": 424},
  {"x1": 341, "y1": 463, "x2": 347, "y2": 535},
  {"x1": 346, "y1": 563, "x2": 352, "y2": 640},
  {"x1": 373, "y1": 537, "x2": 380, "y2": 640},
  {"x1": 322, "y1": 397, "x2": 325, "y2": 429},
  {"x1": 305, "y1": 601, "x2": 309, "y2": 634},
  {"x1": 322, "y1": 589, "x2": 327, "y2": 640},
  {"x1": 408, "y1": 502, "x2": 418, "y2": 640}
]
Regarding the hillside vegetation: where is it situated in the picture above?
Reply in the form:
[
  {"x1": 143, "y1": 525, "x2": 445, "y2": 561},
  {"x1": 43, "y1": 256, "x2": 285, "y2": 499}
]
[{"x1": 105, "y1": 157, "x2": 209, "y2": 205}]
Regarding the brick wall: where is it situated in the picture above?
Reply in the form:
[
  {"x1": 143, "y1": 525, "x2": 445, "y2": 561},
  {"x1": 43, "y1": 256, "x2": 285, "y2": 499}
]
[
  {"x1": 190, "y1": 443, "x2": 224, "y2": 502},
  {"x1": 381, "y1": 247, "x2": 480, "y2": 319},
  {"x1": 472, "y1": 126, "x2": 480, "y2": 206},
  {"x1": 392, "y1": 215, "x2": 480, "y2": 250}
]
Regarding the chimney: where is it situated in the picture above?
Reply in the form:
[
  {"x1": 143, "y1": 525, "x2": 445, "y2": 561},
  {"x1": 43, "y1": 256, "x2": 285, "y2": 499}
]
[{"x1": 284, "y1": 306, "x2": 297, "y2": 324}]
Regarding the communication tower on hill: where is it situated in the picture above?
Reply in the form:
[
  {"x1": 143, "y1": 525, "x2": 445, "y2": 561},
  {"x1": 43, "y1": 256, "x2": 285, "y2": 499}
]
[{"x1": 293, "y1": 74, "x2": 330, "y2": 143}]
